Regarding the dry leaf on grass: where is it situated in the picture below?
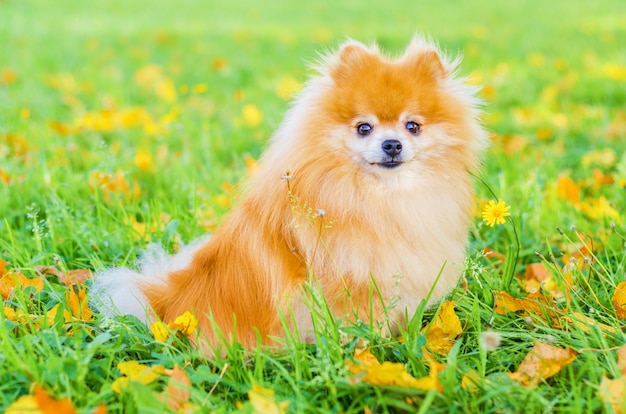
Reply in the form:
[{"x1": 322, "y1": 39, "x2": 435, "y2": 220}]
[
  {"x1": 64, "y1": 285, "x2": 92, "y2": 322},
  {"x1": 556, "y1": 175, "x2": 580, "y2": 205},
  {"x1": 520, "y1": 262, "x2": 572, "y2": 302},
  {"x1": 36, "y1": 265, "x2": 92, "y2": 286},
  {"x1": 150, "y1": 310, "x2": 199, "y2": 342},
  {"x1": 564, "y1": 312, "x2": 616, "y2": 334},
  {"x1": 159, "y1": 365, "x2": 197, "y2": 413},
  {"x1": 422, "y1": 301, "x2": 463, "y2": 356},
  {"x1": 598, "y1": 344, "x2": 626, "y2": 413},
  {"x1": 346, "y1": 349, "x2": 442, "y2": 392},
  {"x1": 5, "y1": 385, "x2": 98, "y2": 414},
  {"x1": 494, "y1": 290, "x2": 615, "y2": 334},
  {"x1": 6, "y1": 395, "x2": 40, "y2": 414},
  {"x1": 248, "y1": 383, "x2": 289, "y2": 414},
  {"x1": 494, "y1": 291, "x2": 548, "y2": 315},
  {"x1": 508, "y1": 342, "x2": 577, "y2": 387},
  {"x1": 111, "y1": 361, "x2": 166, "y2": 394},
  {"x1": 34, "y1": 386, "x2": 78, "y2": 414},
  {"x1": 521, "y1": 263, "x2": 551, "y2": 294},
  {"x1": 612, "y1": 281, "x2": 626, "y2": 320},
  {"x1": 1, "y1": 259, "x2": 44, "y2": 299}
]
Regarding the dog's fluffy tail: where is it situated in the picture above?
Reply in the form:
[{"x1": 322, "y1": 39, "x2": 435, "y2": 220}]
[{"x1": 90, "y1": 237, "x2": 208, "y2": 323}]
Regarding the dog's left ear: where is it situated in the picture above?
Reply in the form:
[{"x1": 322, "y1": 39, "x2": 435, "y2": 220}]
[
  {"x1": 329, "y1": 40, "x2": 376, "y2": 81},
  {"x1": 337, "y1": 40, "x2": 370, "y2": 65},
  {"x1": 402, "y1": 37, "x2": 449, "y2": 79}
]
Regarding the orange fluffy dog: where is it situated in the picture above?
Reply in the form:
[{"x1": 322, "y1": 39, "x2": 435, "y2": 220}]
[{"x1": 92, "y1": 37, "x2": 487, "y2": 354}]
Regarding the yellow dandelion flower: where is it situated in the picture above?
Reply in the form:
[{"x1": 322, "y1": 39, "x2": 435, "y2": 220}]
[
  {"x1": 242, "y1": 104, "x2": 263, "y2": 128},
  {"x1": 276, "y1": 76, "x2": 301, "y2": 100},
  {"x1": 134, "y1": 149, "x2": 153, "y2": 172},
  {"x1": 481, "y1": 199, "x2": 511, "y2": 227}
]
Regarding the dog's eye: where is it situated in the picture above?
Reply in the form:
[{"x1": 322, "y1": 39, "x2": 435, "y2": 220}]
[
  {"x1": 356, "y1": 123, "x2": 373, "y2": 136},
  {"x1": 405, "y1": 121, "x2": 421, "y2": 135}
]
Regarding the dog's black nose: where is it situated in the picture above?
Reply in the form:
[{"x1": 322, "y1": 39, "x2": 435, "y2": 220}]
[{"x1": 381, "y1": 140, "x2": 402, "y2": 157}]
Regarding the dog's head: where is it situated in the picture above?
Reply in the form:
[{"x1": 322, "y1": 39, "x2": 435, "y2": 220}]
[{"x1": 289, "y1": 37, "x2": 488, "y2": 183}]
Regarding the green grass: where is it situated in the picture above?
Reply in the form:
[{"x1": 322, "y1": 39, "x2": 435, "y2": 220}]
[{"x1": 2, "y1": 0, "x2": 626, "y2": 412}]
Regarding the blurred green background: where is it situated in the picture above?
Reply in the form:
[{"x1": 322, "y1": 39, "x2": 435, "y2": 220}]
[{"x1": 1, "y1": 0, "x2": 625, "y2": 264}]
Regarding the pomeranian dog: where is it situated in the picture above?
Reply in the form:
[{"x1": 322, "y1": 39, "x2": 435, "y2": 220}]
[{"x1": 92, "y1": 36, "x2": 487, "y2": 354}]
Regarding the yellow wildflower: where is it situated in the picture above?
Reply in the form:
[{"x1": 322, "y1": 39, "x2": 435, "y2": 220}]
[{"x1": 482, "y1": 199, "x2": 511, "y2": 227}]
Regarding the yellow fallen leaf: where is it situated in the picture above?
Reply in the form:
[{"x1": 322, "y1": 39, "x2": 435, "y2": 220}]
[
  {"x1": 3, "y1": 304, "x2": 58, "y2": 330},
  {"x1": 422, "y1": 301, "x2": 463, "y2": 355},
  {"x1": 564, "y1": 311, "x2": 616, "y2": 334},
  {"x1": 508, "y1": 342, "x2": 577, "y2": 387},
  {"x1": 3, "y1": 132, "x2": 29, "y2": 156},
  {"x1": 34, "y1": 385, "x2": 77, "y2": 414},
  {"x1": 613, "y1": 282, "x2": 626, "y2": 320},
  {"x1": 522, "y1": 263, "x2": 551, "y2": 294},
  {"x1": 555, "y1": 175, "x2": 580, "y2": 205},
  {"x1": 151, "y1": 321, "x2": 171, "y2": 342},
  {"x1": 112, "y1": 361, "x2": 165, "y2": 393},
  {"x1": 1, "y1": 271, "x2": 45, "y2": 300},
  {"x1": 160, "y1": 365, "x2": 196, "y2": 412},
  {"x1": 0, "y1": 168, "x2": 13, "y2": 184},
  {"x1": 346, "y1": 349, "x2": 441, "y2": 391},
  {"x1": 74, "y1": 109, "x2": 116, "y2": 132},
  {"x1": 3, "y1": 306, "x2": 17, "y2": 321},
  {"x1": 579, "y1": 196, "x2": 620, "y2": 221},
  {"x1": 248, "y1": 383, "x2": 289, "y2": 414},
  {"x1": 1, "y1": 68, "x2": 17, "y2": 85},
  {"x1": 493, "y1": 291, "x2": 548, "y2": 316},
  {"x1": 461, "y1": 370, "x2": 481, "y2": 392},
  {"x1": 499, "y1": 134, "x2": 528, "y2": 156},
  {"x1": 168, "y1": 311, "x2": 198, "y2": 336},
  {"x1": 88, "y1": 170, "x2": 141, "y2": 204},
  {"x1": 589, "y1": 169, "x2": 615, "y2": 190},
  {"x1": 598, "y1": 345, "x2": 626, "y2": 413},
  {"x1": 117, "y1": 107, "x2": 152, "y2": 128},
  {"x1": 6, "y1": 395, "x2": 40, "y2": 414},
  {"x1": 120, "y1": 360, "x2": 166, "y2": 377},
  {"x1": 64, "y1": 285, "x2": 92, "y2": 321},
  {"x1": 582, "y1": 148, "x2": 617, "y2": 168},
  {"x1": 151, "y1": 310, "x2": 198, "y2": 342},
  {"x1": 35, "y1": 266, "x2": 93, "y2": 286},
  {"x1": 599, "y1": 376, "x2": 626, "y2": 413}
]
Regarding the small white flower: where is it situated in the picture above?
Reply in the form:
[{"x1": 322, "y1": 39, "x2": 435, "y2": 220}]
[
  {"x1": 479, "y1": 330, "x2": 502, "y2": 351},
  {"x1": 281, "y1": 170, "x2": 294, "y2": 181}
]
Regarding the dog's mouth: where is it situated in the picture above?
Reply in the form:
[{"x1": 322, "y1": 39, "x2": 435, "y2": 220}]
[
  {"x1": 370, "y1": 157, "x2": 403, "y2": 169},
  {"x1": 373, "y1": 161, "x2": 402, "y2": 169}
]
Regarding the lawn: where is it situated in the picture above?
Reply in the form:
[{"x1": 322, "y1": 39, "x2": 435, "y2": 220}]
[{"x1": 1, "y1": 0, "x2": 626, "y2": 412}]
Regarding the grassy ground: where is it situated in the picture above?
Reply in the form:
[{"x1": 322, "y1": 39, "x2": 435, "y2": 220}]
[{"x1": 2, "y1": 0, "x2": 626, "y2": 412}]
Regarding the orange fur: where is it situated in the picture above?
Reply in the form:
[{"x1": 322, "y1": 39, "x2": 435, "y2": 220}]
[{"x1": 98, "y1": 37, "x2": 487, "y2": 354}]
